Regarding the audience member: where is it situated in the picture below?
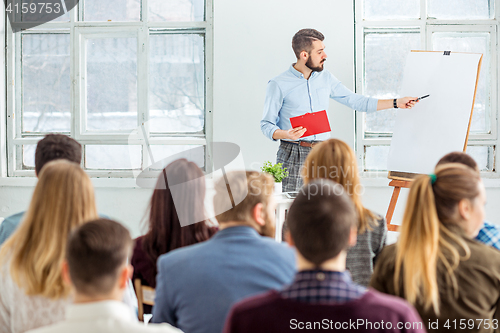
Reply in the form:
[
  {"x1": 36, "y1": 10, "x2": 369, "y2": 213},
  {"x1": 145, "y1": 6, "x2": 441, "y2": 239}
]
[
  {"x1": 0, "y1": 160, "x2": 98, "y2": 333},
  {"x1": 132, "y1": 159, "x2": 217, "y2": 314},
  {"x1": 224, "y1": 179, "x2": 425, "y2": 333},
  {"x1": 26, "y1": 219, "x2": 182, "y2": 333},
  {"x1": 370, "y1": 164, "x2": 500, "y2": 332},
  {"x1": 437, "y1": 151, "x2": 500, "y2": 250},
  {"x1": 152, "y1": 171, "x2": 295, "y2": 333},
  {"x1": 0, "y1": 134, "x2": 82, "y2": 246},
  {"x1": 301, "y1": 138, "x2": 386, "y2": 285}
]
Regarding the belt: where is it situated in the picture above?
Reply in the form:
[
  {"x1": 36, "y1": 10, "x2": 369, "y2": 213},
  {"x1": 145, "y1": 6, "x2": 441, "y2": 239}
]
[{"x1": 282, "y1": 140, "x2": 321, "y2": 148}]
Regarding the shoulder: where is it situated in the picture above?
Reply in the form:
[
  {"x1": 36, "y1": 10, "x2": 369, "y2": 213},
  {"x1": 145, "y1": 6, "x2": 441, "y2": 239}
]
[
  {"x1": 132, "y1": 236, "x2": 145, "y2": 252},
  {"x1": 1, "y1": 211, "x2": 25, "y2": 228},
  {"x1": 363, "y1": 289, "x2": 420, "y2": 318},
  {"x1": 131, "y1": 236, "x2": 148, "y2": 264},
  {"x1": 267, "y1": 68, "x2": 300, "y2": 91},
  {"x1": 255, "y1": 237, "x2": 296, "y2": 260},
  {"x1": 229, "y1": 291, "x2": 280, "y2": 316},
  {"x1": 269, "y1": 68, "x2": 294, "y2": 83},
  {"x1": 321, "y1": 70, "x2": 338, "y2": 84},
  {"x1": 372, "y1": 213, "x2": 388, "y2": 238},
  {"x1": 476, "y1": 222, "x2": 500, "y2": 248},
  {"x1": 374, "y1": 243, "x2": 397, "y2": 268},
  {"x1": 466, "y1": 237, "x2": 500, "y2": 266},
  {"x1": 157, "y1": 238, "x2": 212, "y2": 269}
]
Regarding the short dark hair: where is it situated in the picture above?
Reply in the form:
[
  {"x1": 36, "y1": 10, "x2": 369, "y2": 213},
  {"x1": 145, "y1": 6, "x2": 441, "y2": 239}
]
[
  {"x1": 286, "y1": 179, "x2": 357, "y2": 266},
  {"x1": 66, "y1": 219, "x2": 132, "y2": 297},
  {"x1": 35, "y1": 134, "x2": 82, "y2": 175},
  {"x1": 436, "y1": 152, "x2": 478, "y2": 172},
  {"x1": 292, "y1": 29, "x2": 325, "y2": 59}
]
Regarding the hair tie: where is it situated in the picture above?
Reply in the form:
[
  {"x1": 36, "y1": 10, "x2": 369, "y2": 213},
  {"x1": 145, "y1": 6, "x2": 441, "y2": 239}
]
[{"x1": 429, "y1": 174, "x2": 437, "y2": 185}]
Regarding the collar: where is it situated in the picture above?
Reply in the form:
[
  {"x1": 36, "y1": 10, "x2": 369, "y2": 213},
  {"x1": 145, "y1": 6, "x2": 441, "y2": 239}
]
[
  {"x1": 293, "y1": 270, "x2": 353, "y2": 284},
  {"x1": 289, "y1": 63, "x2": 320, "y2": 80},
  {"x1": 289, "y1": 63, "x2": 305, "y2": 79},
  {"x1": 66, "y1": 300, "x2": 135, "y2": 322},
  {"x1": 212, "y1": 225, "x2": 261, "y2": 239}
]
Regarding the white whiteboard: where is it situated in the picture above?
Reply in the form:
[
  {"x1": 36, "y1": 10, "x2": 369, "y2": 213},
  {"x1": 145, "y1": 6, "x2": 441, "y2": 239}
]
[{"x1": 387, "y1": 51, "x2": 482, "y2": 174}]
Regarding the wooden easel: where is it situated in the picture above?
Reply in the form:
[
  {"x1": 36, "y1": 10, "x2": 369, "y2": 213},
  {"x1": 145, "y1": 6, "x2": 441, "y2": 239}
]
[
  {"x1": 385, "y1": 50, "x2": 483, "y2": 232},
  {"x1": 385, "y1": 178, "x2": 412, "y2": 232}
]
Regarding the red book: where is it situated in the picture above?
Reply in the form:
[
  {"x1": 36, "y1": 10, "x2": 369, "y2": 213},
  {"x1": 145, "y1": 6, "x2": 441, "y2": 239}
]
[{"x1": 289, "y1": 110, "x2": 331, "y2": 138}]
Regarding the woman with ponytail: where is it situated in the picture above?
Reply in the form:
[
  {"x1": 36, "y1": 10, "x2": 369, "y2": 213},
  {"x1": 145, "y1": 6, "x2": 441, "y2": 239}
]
[
  {"x1": 370, "y1": 163, "x2": 500, "y2": 333},
  {"x1": 302, "y1": 139, "x2": 387, "y2": 286}
]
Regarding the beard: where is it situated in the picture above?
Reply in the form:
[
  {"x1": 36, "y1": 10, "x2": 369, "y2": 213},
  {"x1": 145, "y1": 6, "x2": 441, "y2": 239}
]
[
  {"x1": 259, "y1": 211, "x2": 276, "y2": 238},
  {"x1": 306, "y1": 57, "x2": 325, "y2": 72}
]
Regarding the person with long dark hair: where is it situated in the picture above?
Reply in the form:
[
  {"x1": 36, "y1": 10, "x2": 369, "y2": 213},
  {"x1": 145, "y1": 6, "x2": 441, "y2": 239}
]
[{"x1": 131, "y1": 159, "x2": 217, "y2": 311}]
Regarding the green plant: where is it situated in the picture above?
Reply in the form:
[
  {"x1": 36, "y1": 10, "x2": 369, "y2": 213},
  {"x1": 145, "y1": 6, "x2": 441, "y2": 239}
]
[{"x1": 260, "y1": 161, "x2": 289, "y2": 183}]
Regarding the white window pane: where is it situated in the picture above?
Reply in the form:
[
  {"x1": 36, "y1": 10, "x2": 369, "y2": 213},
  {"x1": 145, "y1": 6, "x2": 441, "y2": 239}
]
[
  {"x1": 433, "y1": 33, "x2": 490, "y2": 133},
  {"x1": 467, "y1": 146, "x2": 494, "y2": 171},
  {"x1": 86, "y1": 38, "x2": 138, "y2": 131},
  {"x1": 22, "y1": 33, "x2": 71, "y2": 133},
  {"x1": 364, "y1": 32, "x2": 420, "y2": 133},
  {"x1": 147, "y1": 145, "x2": 205, "y2": 169},
  {"x1": 428, "y1": 0, "x2": 493, "y2": 19},
  {"x1": 149, "y1": 34, "x2": 204, "y2": 133},
  {"x1": 84, "y1": 0, "x2": 141, "y2": 21},
  {"x1": 85, "y1": 145, "x2": 141, "y2": 170},
  {"x1": 363, "y1": 0, "x2": 419, "y2": 20},
  {"x1": 22, "y1": 145, "x2": 36, "y2": 169},
  {"x1": 364, "y1": 146, "x2": 390, "y2": 171},
  {"x1": 149, "y1": 0, "x2": 204, "y2": 22}
]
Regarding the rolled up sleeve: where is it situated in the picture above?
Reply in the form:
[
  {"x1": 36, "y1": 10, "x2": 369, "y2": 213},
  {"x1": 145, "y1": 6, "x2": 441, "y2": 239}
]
[
  {"x1": 260, "y1": 80, "x2": 283, "y2": 141},
  {"x1": 330, "y1": 80, "x2": 378, "y2": 113}
]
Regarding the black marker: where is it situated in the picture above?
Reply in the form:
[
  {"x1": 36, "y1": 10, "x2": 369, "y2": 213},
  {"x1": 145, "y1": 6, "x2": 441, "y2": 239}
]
[{"x1": 415, "y1": 94, "x2": 429, "y2": 101}]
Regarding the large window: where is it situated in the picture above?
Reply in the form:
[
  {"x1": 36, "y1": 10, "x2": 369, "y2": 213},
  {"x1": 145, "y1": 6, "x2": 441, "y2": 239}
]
[
  {"x1": 6, "y1": 0, "x2": 212, "y2": 177},
  {"x1": 355, "y1": 0, "x2": 498, "y2": 176}
]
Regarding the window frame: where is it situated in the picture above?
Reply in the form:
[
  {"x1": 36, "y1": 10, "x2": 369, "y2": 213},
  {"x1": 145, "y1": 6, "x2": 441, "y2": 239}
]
[
  {"x1": 5, "y1": 0, "x2": 214, "y2": 178},
  {"x1": 354, "y1": 0, "x2": 500, "y2": 178}
]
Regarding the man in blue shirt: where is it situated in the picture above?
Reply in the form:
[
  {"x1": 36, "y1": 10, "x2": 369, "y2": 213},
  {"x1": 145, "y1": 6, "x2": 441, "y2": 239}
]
[
  {"x1": 261, "y1": 28, "x2": 418, "y2": 192},
  {"x1": 152, "y1": 171, "x2": 296, "y2": 333},
  {"x1": 0, "y1": 134, "x2": 82, "y2": 246}
]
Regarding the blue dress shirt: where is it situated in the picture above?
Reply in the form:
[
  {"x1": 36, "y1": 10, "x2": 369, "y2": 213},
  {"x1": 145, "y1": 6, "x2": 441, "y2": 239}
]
[{"x1": 261, "y1": 64, "x2": 378, "y2": 141}]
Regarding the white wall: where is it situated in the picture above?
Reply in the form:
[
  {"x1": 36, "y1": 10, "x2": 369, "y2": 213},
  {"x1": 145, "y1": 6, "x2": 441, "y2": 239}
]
[
  {"x1": 1, "y1": 0, "x2": 500, "y2": 239},
  {"x1": 213, "y1": 0, "x2": 357, "y2": 171}
]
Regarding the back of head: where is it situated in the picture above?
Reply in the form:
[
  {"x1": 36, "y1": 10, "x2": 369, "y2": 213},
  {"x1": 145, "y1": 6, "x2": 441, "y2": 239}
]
[
  {"x1": 292, "y1": 28, "x2": 325, "y2": 59},
  {"x1": 1, "y1": 160, "x2": 98, "y2": 299},
  {"x1": 436, "y1": 151, "x2": 479, "y2": 172},
  {"x1": 213, "y1": 171, "x2": 273, "y2": 224},
  {"x1": 287, "y1": 179, "x2": 357, "y2": 267},
  {"x1": 302, "y1": 139, "x2": 375, "y2": 233},
  {"x1": 35, "y1": 134, "x2": 82, "y2": 175},
  {"x1": 67, "y1": 219, "x2": 133, "y2": 297},
  {"x1": 143, "y1": 158, "x2": 214, "y2": 265},
  {"x1": 395, "y1": 163, "x2": 481, "y2": 314}
]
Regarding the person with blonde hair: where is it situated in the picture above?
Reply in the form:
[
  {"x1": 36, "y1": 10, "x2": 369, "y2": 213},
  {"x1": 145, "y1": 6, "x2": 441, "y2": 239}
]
[
  {"x1": 370, "y1": 163, "x2": 500, "y2": 332},
  {"x1": 0, "y1": 160, "x2": 99, "y2": 333},
  {"x1": 301, "y1": 138, "x2": 386, "y2": 286}
]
